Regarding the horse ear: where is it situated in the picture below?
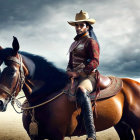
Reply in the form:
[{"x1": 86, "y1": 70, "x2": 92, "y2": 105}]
[{"x1": 12, "y1": 36, "x2": 20, "y2": 54}]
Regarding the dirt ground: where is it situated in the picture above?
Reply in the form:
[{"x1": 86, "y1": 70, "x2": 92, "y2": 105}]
[{"x1": 0, "y1": 103, "x2": 120, "y2": 140}]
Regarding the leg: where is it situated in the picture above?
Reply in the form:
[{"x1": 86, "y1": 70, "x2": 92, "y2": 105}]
[
  {"x1": 76, "y1": 87, "x2": 96, "y2": 140},
  {"x1": 114, "y1": 121, "x2": 134, "y2": 140}
]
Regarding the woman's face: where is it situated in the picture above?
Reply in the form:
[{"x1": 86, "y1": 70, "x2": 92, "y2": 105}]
[{"x1": 75, "y1": 22, "x2": 89, "y2": 35}]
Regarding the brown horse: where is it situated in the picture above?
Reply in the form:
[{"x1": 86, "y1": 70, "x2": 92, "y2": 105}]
[{"x1": 0, "y1": 37, "x2": 139, "y2": 140}]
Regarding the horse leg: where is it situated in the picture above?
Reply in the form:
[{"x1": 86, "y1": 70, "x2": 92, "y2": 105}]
[
  {"x1": 132, "y1": 128, "x2": 140, "y2": 140},
  {"x1": 49, "y1": 138, "x2": 64, "y2": 140},
  {"x1": 114, "y1": 121, "x2": 134, "y2": 140},
  {"x1": 30, "y1": 136, "x2": 44, "y2": 140},
  {"x1": 47, "y1": 132, "x2": 65, "y2": 140},
  {"x1": 22, "y1": 111, "x2": 44, "y2": 140}
]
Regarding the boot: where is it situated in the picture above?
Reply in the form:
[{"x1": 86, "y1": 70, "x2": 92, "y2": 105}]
[{"x1": 76, "y1": 88, "x2": 96, "y2": 140}]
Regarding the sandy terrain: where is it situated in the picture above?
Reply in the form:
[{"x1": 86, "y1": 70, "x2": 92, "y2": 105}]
[{"x1": 0, "y1": 103, "x2": 120, "y2": 140}]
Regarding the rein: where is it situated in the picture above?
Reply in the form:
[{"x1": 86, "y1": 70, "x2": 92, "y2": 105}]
[
  {"x1": 10, "y1": 91, "x2": 65, "y2": 114},
  {"x1": 21, "y1": 91, "x2": 65, "y2": 110}
]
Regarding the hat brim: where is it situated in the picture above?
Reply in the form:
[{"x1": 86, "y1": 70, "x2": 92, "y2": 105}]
[{"x1": 68, "y1": 19, "x2": 96, "y2": 26}]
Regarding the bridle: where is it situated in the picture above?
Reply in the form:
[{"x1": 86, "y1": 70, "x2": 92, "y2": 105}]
[{"x1": 0, "y1": 54, "x2": 25, "y2": 103}]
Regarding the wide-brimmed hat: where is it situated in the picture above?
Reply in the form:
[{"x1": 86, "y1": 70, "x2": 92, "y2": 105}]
[{"x1": 68, "y1": 10, "x2": 96, "y2": 26}]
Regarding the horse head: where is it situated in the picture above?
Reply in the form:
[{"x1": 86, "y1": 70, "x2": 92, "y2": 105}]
[
  {"x1": 0, "y1": 37, "x2": 26, "y2": 111},
  {"x1": 0, "y1": 36, "x2": 69, "y2": 111}
]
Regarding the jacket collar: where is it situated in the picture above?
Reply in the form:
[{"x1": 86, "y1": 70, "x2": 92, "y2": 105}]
[{"x1": 74, "y1": 32, "x2": 88, "y2": 41}]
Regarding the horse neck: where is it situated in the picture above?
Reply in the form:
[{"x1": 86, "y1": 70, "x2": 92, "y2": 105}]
[
  {"x1": 21, "y1": 54, "x2": 44, "y2": 102},
  {"x1": 21, "y1": 53, "x2": 69, "y2": 105},
  {"x1": 22, "y1": 79, "x2": 46, "y2": 103},
  {"x1": 23, "y1": 78, "x2": 68, "y2": 106}
]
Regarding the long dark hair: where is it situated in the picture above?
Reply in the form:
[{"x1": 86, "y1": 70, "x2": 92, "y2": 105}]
[{"x1": 86, "y1": 22, "x2": 100, "y2": 49}]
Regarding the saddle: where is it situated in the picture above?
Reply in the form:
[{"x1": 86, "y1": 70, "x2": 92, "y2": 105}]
[
  {"x1": 66, "y1": 74, "x2": 123, "y2": 101},
  {"x1": 99, "y1": 74, "x2": 111, "y2": 90},
  {"x1": 90, "y1": 75, "x2": 123, "y2": 101}
]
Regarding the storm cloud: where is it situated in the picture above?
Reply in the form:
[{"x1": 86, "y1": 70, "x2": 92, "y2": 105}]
[{"x1": 0, "y1": 0, "x2": 140, "y2": 78}]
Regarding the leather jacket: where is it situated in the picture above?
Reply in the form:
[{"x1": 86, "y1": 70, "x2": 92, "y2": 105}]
[{"x1": 67, "y1": 33, "x2": 100, "y2": 75}]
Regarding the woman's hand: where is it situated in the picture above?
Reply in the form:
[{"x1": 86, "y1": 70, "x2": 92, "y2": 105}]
[{"x1": 84, "y1": 64, "x2": 93, "y2": 75}]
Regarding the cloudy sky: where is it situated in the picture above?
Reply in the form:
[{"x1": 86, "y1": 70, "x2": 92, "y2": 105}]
[{"x1": 0, "y1": 0, "x2": 140, "y2": 79}]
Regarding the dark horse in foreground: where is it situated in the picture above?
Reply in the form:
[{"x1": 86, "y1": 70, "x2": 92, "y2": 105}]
[{"x1": 0, "y1": 37, "x2": 139, "y2": 140}]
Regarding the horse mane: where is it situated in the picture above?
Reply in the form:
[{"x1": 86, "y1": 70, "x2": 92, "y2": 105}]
[
  {"x1": 19, "y1": 51, "x2": 69, "y2": 100},
  {"x1": 0, "y1": 48, "x2": 69, "y2": 101}
]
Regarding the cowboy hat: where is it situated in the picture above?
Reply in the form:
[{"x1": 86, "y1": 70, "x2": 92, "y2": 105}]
[{"x1": 68, "y1": 10, "x2": 96, "y2": 26}]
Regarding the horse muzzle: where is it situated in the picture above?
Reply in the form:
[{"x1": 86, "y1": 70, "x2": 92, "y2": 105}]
[{"x1": 0, "y1": 98, "x2": 9, "y2": 112}]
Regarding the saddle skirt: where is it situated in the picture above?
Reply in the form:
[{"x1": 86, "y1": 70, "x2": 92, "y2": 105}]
[
  {"x1": 90, "y1": 76, "x2": 123, "y2": 101},
  {"x1": 66, "y1": 76, "x2": 123, "y2": 101}
]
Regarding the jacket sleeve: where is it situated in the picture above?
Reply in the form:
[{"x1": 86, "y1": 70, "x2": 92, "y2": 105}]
[
  {"x1": 66, "y1": 52, "x2": 72, "y2": 72},
  {"x1": 84, "y1": 39, "x2": 100, "y2": 74}
]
